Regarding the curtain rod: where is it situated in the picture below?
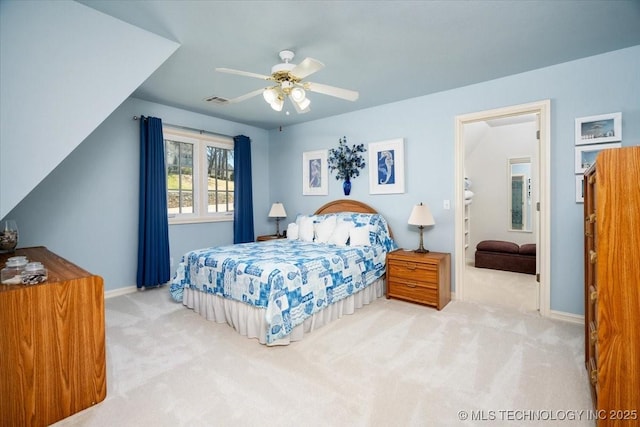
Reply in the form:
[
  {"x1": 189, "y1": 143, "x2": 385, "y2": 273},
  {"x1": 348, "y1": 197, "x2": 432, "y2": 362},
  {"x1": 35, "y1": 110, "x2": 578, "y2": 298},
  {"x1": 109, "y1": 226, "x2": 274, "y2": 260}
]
[{"x1": 132, "y1": 115, "x2": 232, "y2": 139}]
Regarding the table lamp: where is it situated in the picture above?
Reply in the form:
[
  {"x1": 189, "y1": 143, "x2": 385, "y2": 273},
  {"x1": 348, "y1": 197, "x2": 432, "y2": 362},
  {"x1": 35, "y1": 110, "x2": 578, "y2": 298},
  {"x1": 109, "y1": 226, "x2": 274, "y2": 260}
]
[
  {"x1": 408, "y1": 202, "x2": 435, "y2": 253},
  {"x1": 268, "y1": 202, "x2": 287, "y2": 237}
]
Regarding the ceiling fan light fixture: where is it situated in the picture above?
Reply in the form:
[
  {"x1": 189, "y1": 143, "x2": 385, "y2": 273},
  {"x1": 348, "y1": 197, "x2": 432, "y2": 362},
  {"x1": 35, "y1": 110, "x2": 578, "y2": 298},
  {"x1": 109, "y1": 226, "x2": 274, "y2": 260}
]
[
  {"x1": 291, "y1": 86, "x2": 306, "y2": 103},
  {"x1": 295, "y1": 97, "x2": 311, "y2": 111},
  {"x1": 270, "y1": 96, "x2": 284, "y2": 112},
  {"x1": 263, "y1": 87, "x2": 278, "y2": 104}
]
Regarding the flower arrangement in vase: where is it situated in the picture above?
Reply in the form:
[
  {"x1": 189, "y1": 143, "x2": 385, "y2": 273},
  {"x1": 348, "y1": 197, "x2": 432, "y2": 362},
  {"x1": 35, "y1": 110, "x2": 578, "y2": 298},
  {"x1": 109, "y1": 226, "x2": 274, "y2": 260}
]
[{"x1": 327, "y1": 136, "x2": 366, "y2": 195}]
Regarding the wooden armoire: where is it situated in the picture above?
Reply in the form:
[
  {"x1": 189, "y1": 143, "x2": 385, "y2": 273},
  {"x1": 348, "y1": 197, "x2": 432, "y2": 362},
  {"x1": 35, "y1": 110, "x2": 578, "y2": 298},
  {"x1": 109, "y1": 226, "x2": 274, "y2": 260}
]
[{"x1": 583, "y1": 145, "x2": 640, "y2": 425}]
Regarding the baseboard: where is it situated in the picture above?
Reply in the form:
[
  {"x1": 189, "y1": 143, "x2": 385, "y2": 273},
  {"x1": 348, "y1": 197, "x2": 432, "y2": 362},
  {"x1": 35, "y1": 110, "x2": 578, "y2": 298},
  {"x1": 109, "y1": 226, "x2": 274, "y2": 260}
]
[
  {"x1": 549, "y1": 309, "x2": 584, "y2": 324},
  {"x1": 104, "y1": 285, "x2": 138, "y2": 299}
]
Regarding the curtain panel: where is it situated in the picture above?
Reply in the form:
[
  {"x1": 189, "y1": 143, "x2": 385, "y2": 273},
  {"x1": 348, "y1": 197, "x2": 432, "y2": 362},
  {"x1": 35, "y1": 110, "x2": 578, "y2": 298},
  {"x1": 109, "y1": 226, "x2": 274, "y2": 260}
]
[
  {"x1": 137, "y1": 116, "x2": 171, "y2": 288},
  {"x1": 233, "y1": 135, "x2": 255, "y2": 243}
]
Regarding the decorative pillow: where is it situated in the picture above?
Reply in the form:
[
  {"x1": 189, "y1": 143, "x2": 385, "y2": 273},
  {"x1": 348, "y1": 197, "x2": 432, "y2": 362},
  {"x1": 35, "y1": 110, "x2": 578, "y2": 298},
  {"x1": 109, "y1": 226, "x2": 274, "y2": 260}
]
[
  {"x1": 286, "y1": 223, "x2": 299, "y2": 240},
  {"x1": 328, "y1": 220, "x2": 353, "y2": 246},
  {"x1": 298, "y1": 216, "x2": 315, "y2": 242},
  {"x1": 315, "y1": 216, "x2": 337, "y2": 243},
  {"x1": 349, "y1": 226, "x2": 371, "y2": 246}
]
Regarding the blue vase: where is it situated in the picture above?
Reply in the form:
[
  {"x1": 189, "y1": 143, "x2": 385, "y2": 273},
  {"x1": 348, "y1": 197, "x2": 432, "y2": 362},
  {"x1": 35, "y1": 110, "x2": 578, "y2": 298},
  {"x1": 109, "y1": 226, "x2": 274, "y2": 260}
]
[{"x1": 343, "y1": 178, "x2": 351, "y2": 196}]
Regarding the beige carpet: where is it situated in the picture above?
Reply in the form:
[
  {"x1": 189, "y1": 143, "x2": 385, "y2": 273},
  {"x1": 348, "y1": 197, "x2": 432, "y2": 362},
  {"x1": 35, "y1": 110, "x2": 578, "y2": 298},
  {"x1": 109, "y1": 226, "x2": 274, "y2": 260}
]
[
  {"x1": 53, "y1": 288, "x2": 594, "y2": 427},
  {"x1": 464, "y1": 261, "x2": 539, "y2": 313}
]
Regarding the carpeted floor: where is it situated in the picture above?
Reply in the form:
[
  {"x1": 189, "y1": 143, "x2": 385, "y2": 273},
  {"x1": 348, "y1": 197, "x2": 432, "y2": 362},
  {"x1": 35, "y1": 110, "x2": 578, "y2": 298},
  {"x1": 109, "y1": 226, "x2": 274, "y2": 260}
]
[
  {"x1": 464, "y1": 262, "x2": 539, "y2": 313},
  {"x1": 53, "y1": 288, "x2": 594, "y2": 427}
]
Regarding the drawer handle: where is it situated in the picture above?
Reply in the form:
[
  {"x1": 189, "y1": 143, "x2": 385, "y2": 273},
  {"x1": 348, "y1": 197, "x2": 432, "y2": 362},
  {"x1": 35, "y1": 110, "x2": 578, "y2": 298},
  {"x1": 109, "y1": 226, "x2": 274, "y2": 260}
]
[
  {"x1": 588, "y1": 213, "x2": 596, "y2": 223},
  {"x1": 590, "y1": 329, "x2": 598, "y2": 345},
  {"x1": 589, "y1": 250, "x2": 597, "y2": 264},
  {"x1": 588, "y1": 175, "x2": 595, "y2": 185},
  {"x1": 590, "y1": 368, "x2": 598, "y2": 385},
  {"x1": 589, "y1": 286, "x2": 597, "y2": 303},
  {"x1": 584, "y1": 220, "x2": 592, "y2": 237},
  {"x1": 405, "y1": 283, "x2": 417, "y2": 288},
  {"x1": 405, "y1": 263, "x2": 417, "y2": 271}
]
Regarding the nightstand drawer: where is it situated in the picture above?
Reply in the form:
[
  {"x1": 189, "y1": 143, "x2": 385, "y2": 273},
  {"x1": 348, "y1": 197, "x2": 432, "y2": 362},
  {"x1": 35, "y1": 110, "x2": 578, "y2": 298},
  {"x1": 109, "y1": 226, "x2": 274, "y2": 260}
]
[
  {"x1": 388, "y1": 261, "x2": 438, "y2": 283},
  {"x1": 387, "y1": 279, "x2": 438, "y2": 305},
  {"x1": 385, "y1": 250, "x2": 451, "y2": 310}
]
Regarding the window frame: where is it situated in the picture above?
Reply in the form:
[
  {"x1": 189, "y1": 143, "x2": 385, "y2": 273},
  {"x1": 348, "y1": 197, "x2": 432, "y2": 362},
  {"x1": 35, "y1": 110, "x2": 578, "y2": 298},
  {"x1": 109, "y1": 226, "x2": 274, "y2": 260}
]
[{"x1": 163, "y1": 126, "x2": 234, "y2": 224}]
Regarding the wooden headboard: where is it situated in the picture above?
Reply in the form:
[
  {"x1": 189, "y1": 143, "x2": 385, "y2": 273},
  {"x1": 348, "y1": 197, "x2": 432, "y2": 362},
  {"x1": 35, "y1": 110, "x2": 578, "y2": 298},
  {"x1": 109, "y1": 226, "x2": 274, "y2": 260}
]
[
  {"x1": 314, "y1": 199, "x2": 378, "y2": 215},
  {"x1": 314, "y1": 199, "x2": 393, "y2": 237}
]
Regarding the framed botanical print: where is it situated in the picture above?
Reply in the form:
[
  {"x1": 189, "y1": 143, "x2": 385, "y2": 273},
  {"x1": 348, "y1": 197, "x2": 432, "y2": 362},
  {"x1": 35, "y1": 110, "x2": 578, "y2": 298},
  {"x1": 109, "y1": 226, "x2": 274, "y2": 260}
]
[
  {"x1": 368, "y1": 138, "x2": 405, "y2": 194},
  {"x1": 302, "y1": 150, "x2": 328, "y2": 195}
]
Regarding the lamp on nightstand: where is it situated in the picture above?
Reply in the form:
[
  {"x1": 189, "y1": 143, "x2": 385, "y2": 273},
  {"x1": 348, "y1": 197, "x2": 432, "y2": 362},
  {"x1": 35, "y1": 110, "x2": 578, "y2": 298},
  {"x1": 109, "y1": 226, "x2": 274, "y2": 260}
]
[
  {"x1": 268, "y1": 202, "x2": 287, "y2": 237},
  {"x1": 408, "y1": 202, "x2": 435, "y2": 253}
]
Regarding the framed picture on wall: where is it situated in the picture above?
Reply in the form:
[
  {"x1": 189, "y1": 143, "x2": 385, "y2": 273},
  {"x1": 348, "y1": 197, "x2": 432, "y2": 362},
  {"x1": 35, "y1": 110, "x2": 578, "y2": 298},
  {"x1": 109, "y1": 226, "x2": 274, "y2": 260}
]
[
  {"x1": 368, "y1": 138, "x2": 405, "y2": 194},
  {"x1": 575, "y1": 112, "x2": 622, "y2": 145},
  {"x1": 575, "y1": 175, "x2": 584, "y2": 203},
  {"x1": 302, "y1": 150, "x2": 328, "y2": 195},
  {"x1": 574, "y1": 142, "x2": 621, "y2": 174}
]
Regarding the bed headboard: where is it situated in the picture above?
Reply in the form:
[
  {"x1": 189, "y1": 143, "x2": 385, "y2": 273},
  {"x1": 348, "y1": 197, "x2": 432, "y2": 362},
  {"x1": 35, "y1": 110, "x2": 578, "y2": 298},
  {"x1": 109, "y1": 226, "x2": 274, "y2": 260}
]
[
  {"x1": 314, "y1": 199, "x2": 393, "y2": 237},
  {"x1": 314, "y1": 199, "x2": 379, "y2": 215}
]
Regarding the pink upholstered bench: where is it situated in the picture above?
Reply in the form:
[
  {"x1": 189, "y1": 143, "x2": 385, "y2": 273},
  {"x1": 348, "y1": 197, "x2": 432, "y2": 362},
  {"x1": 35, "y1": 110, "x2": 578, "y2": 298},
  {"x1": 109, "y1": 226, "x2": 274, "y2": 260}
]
[{"x1": 474, "y1": 240, "x2": 536, "y2": 275}]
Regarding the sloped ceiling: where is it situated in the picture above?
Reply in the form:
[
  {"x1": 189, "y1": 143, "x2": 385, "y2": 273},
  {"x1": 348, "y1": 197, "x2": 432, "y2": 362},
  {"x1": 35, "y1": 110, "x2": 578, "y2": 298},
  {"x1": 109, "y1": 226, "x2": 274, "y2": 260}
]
[{"x1": 0, "y1": 0, "x2": 179, "y2": 219}]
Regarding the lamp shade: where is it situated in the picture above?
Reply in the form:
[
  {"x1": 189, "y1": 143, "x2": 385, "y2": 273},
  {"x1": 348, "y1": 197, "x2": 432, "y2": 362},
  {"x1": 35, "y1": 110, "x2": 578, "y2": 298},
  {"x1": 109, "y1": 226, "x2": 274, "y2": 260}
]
[
  {"x1": 268, "y1": 202, "x2": 287, "y2": 218},
  {"x1": 263, "y1": 88, "x2": 278, "y2": 103},
  {"x1": 408, "y1": 203, "x2": 435, "y2": 226},
  {"x1": 291, "y1": 87, "x2": 306, "y2": 102},
  {"x1": 270, "y1": 96, "x2": 284, "y2": 112}
]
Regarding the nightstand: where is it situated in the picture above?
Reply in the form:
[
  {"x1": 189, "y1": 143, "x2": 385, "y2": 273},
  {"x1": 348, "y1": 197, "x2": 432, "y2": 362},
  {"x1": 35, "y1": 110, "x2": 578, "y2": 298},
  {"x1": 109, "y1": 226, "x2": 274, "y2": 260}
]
[
  {"x1": 386, "y1": 249, "x2": 451, "y2": 310},
  {"x1": 256, "y1": 234, "x2": 286, "y2": 242}
]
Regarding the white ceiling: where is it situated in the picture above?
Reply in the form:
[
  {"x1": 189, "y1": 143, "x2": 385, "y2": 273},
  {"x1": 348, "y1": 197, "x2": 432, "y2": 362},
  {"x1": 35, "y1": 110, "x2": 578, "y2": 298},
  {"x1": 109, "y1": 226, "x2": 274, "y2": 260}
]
[{"x1": 78, "y1": 0, "x2": 640, "y2": 130}]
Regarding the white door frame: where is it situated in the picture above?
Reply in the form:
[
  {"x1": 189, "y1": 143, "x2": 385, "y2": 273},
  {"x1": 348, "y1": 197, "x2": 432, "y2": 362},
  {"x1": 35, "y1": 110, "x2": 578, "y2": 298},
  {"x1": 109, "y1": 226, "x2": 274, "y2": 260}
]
[{"x1": 454, "y1": 99, "x2": 551, "y2": 317}]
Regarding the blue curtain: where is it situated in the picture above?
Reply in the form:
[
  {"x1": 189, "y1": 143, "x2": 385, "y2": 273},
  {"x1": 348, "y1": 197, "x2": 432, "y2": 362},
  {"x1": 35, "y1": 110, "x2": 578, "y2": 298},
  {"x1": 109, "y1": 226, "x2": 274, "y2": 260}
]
[
  {"x1": 137, "y1": 116, "x2": 170, "y2": 288},
  {"x1": 233, "y1": 135, "x2": 255, "y2": 243}
]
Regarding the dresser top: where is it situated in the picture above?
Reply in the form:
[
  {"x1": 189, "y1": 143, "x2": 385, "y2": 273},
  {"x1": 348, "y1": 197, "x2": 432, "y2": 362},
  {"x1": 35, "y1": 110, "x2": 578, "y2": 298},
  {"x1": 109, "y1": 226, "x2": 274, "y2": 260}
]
[{"x1": 1, "y1": 246, "x2": 93, "y2": 292}]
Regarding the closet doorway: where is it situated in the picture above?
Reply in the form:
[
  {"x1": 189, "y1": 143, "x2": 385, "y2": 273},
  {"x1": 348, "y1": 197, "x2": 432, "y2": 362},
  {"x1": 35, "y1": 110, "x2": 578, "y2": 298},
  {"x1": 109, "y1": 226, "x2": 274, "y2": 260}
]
[{"x1": 454, "y1": 100, "x2": 551, "y2": 316}]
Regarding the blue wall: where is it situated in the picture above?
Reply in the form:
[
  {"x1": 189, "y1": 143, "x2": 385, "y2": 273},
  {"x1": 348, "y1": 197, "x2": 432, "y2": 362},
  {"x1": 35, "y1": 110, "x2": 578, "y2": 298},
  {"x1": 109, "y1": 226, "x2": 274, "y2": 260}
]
[
  {"x1": 6, "y1": 45, "x2": 639, "y2": 315},
  {"x1": 268, "y1": 45, "x2": 640, "y2": 315},
  {"x1": 8, "y1": 97, "x2": 269, "y2": 293}
]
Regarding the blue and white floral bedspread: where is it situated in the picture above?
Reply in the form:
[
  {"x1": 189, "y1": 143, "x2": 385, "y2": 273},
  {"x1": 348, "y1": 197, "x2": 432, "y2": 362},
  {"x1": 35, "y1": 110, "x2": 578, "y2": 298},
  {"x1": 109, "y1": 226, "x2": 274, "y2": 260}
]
[{"x1": 170, "y1": 240, "x2": 389, "y2": 343}]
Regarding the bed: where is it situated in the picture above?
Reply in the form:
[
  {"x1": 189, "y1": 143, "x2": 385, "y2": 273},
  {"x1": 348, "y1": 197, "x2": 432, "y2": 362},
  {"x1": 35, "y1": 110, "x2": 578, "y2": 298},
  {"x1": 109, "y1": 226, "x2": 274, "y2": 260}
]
[{"x1": 169, "y1": 200, "x2": 397, "y2": 346}]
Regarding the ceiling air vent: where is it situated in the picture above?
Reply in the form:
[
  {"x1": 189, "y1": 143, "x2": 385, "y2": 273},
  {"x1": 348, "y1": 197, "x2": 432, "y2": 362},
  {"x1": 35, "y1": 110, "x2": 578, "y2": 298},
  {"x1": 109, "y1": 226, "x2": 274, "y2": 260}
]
[{"x1": 204, "y1": 96, "x2": 229, "y2": 104}]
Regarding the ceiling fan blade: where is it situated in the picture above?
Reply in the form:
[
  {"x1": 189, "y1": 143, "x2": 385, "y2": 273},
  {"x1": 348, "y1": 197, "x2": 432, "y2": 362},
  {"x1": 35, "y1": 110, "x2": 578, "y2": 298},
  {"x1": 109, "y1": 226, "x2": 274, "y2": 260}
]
[
  {"x1": 290, "y1": 57, "x2": 324, "y2": 80},
  {"x1": 225, "y1": 88, "x2": 267, "y2": 104},
  {"x1": 305, "y1": 82, "x2": 359, "y2": 102},
  {"x1": 205, "y1": 87, "x2": 266, "y2": 105},
  {"x1": 215, "y1": 67, "x2": 271, "y2": 80}
]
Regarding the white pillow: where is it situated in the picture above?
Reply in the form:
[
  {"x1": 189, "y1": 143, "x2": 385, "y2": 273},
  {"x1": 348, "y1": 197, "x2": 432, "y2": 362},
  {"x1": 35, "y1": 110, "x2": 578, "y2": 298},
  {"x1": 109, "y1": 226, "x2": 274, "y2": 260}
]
[
  {"x1": 349, "y1": 226, "x2": 371, "y2": 246},
  {"x1": 315, "y1": 216, "x2": 337, "y2": 243},
  {"x1": 328, "y1": 220, "x2": 353, "y2": 246},
  {"x1": 286, "y1": 223, "x2": 299, "y2": 240},
  {"x1": 298, "y1": 216, "x2": 315, "y2": 242}
]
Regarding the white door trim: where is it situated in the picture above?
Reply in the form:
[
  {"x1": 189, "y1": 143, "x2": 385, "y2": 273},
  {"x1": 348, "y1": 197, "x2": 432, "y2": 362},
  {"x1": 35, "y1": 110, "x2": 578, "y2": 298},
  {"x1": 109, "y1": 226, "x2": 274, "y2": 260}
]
[{"x1": 454, "y1": 99, "x2": 551, "y2": 317}]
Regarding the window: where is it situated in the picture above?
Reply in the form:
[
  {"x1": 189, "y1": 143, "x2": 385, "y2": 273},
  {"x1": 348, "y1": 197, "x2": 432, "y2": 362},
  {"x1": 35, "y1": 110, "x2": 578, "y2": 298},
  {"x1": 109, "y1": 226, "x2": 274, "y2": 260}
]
[{"x1": 164, "y1": 127, "x2": 234, "y2": 223}]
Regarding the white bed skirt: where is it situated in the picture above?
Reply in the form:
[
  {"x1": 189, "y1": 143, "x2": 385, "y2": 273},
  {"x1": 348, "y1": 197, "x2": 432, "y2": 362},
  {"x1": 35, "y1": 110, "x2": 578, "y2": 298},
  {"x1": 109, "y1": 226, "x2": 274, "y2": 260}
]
[{"x1": 182, "y1": 277, "x2": 385, "y2": 346}]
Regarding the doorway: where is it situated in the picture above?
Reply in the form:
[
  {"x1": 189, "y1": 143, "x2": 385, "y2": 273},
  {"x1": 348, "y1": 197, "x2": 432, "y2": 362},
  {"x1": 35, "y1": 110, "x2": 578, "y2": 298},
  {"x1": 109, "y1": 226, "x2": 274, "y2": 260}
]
[{"x1": 454, "y1": 100, "x2": 551, "y2": 316}]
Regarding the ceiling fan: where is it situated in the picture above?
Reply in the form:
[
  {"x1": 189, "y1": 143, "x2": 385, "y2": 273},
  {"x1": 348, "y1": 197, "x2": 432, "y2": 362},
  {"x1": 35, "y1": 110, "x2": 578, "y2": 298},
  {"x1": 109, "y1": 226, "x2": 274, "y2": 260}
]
[{"x1": 206, "y1": 50, "x2": 359, "y2": 114}]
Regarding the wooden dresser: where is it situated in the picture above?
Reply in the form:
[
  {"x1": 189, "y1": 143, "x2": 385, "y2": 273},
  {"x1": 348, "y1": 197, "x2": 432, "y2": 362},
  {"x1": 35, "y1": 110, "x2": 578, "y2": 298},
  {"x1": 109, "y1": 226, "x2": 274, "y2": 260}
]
[
  {"x1": 386, "y1": 249, "x2": 451, "y2": 310},
  {"x1": 583, "y1": 146, "x2": 640, "y2": 425},
  {"x1": 0, "y1": 247, "x2": 107, "y2": 426}
]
